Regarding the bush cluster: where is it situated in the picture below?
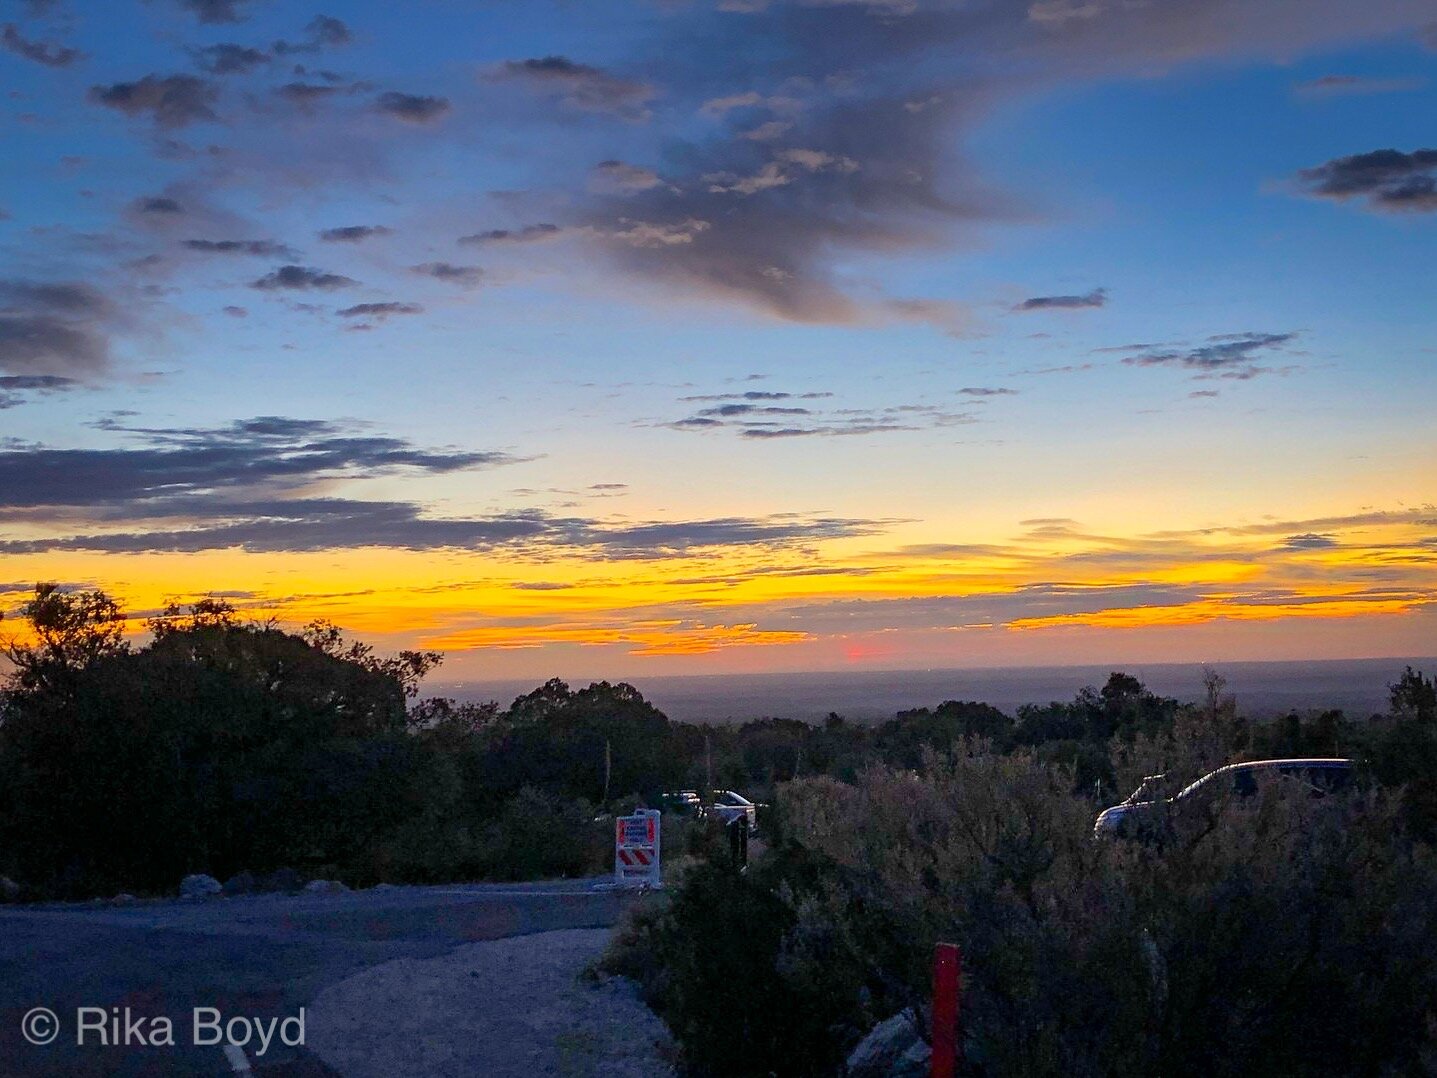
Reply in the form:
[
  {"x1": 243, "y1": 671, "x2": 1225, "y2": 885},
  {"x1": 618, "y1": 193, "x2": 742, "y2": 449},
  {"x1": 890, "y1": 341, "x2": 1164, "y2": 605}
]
[{"x1": 605, "y1": 731, "x2": 1437, "y2": 1076}]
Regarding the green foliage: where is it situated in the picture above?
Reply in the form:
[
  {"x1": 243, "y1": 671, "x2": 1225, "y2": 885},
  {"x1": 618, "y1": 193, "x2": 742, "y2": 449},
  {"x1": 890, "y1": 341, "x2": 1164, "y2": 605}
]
[
  {"x1": 619, "y1": 745, "x2": 1437, "y2": 1077},
  {"x1": 597, "y1": 860, "x2": 850, "y2": 1078},
  {"x1": 0, "y1": 597, "x2": 443, "y2": 894},
  {"x1": 471, "y1": 787, "x2": 608, "y2": 881},
  {"x1": 1390, "y1": 665, "x2": 1436, "y2": 724}
]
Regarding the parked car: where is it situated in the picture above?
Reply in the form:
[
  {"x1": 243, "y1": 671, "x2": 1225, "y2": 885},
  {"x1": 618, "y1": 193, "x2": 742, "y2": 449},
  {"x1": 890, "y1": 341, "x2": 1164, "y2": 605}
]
[
  {"x1": 662, "y1": 790, "x2": 703, "y2": 815},
  {"x1": 708, "y1": 790, "x2": 759, "y2": 833},
  {"x1": 1094, "y1": 758, "x2": 1354, "y2": 838}
]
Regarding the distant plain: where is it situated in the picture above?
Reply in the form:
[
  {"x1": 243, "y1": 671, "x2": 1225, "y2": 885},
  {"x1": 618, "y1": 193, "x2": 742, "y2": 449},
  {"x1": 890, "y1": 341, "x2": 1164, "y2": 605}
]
[{"x1": 434, "y1": 656, "x2": 1437, "y2": 725}]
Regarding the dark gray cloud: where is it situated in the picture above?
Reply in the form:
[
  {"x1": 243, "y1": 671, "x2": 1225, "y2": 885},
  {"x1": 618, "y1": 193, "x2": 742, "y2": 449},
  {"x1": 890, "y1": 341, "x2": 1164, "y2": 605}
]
[
  {"x1": 495, "y1": 56, "x2": 655, "y2": 120},
  {"x1": 135, "y1": 195, "x2": 184, "y2": 214},
  {"x1": 667, "y1": 387, "x2": 975, "y2": 438},
  {"x1": 1122, "y1": 332, "x2": 1296, "y2": 375},
  {"x1": 0, "y1": 416, "x2": 889, "y2": 556},
  {"x1": 678, "y1": 390, "x2": 833, "y2": 402},
  {"x1": 1282, "y1": 532, "x2": 1339, "y2": 550},
  {"x1": 0, "y1": 280, "x2": 114, "y2": 378},
  {"x1": 191, "y1": 42, "x2": 269, "y2": 75},
  {"x1": 183, "y1": 238, "x2": 298, "y2": 258},
  {"x1": 957, "y1": 386, "x2": 1016, "y2": 396},
  {"x1": 319, "y1": 224, "x2": 391, "y2": 242},
  {"x1": 411, "y1": 262, "x2": 484, "y2": 287},
  {"x1": 488, "y1": 0, "x2": 1431, "y2": 324},
  {"x1": 274, "y1": 81, "x2": 346, "y2": 107},
  {"x1": 374, "y1": 91, "x2": 450, "y2": 124},
  {"x1": 1013, "y1": 287, "x2": 1107, "y2": 312},
  {"x1": 2, "y1": 22, "x2": 83, "y2": 67},
  {"x1": 1296, "y1": 148, "x2": 1437, "y2": 213},
  {"x1": 177, "y1": 0, "x2": 249, "y2": 23},
  {"x1": 336, "y1": 302, "x2": 423, "y2": 319},
  {"x1": 0, "y1": 374, "x2": 79, "y2": 409},
  {"x1": 251, "y1": 265, "x2": 356, "y2": 291},
  {"x1": 0, "y1": 416, "x2": 513, "y2": 513},
  {"x1": 0, "y1": 506, "x2": 890, "y2": 557},
  {"x1": 89, "y1": 74, "x2": 219, "y2": 128},
  {"x1": 273, "y1": 14, "x2": 353, "y2": 56},
  {"x1": 459, "y1": 223, "x2": 562, "y2": 246}
]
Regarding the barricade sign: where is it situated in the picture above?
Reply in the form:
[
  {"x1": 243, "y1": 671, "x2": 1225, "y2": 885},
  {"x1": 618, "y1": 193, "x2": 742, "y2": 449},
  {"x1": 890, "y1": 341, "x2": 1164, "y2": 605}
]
[{"x1": 615, "y1": 809, "x2": 661, "y2": 888}]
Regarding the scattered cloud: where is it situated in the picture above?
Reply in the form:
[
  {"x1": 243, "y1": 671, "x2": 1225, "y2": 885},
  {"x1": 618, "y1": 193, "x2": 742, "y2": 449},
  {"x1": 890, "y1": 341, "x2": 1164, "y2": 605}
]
[
  {"x1": 0, "y1": 280, "x2": 116, "y2": 378},
  {"x1": 0, "y1": 373, "x2": 79, "y2": 409},
  {"x1": 177, "y1": 0, "x2": 250, "y2": 25},
  {"x1": 1282, "y1": 532, "x2": 1339, "y2": 550},
  {"x1": 0, "y1": 415, "x2": 893, "y2": 557},
  {"x1": 134, "y1": 196, "x2": 184, "y2": 215},
  {"x1": 250, "y1": 265, "x2": 356, "y2": 291},
  {"x1": 2, "y1": 22, "x2": 83, "y2": 67},
  {"x1": 459, "y1": 223, "x2": 563, "y2": 246},
  {"x1": 319, "y1": 224, "x2": 391, "y2": 243},
  {"x1": 190, "y1": 42, "x2": 269, "y2": 75},
  {"x1": 89, "y1": 74, "x2": 219, "y2": 128},
  {"x1": 666, "y1": 387, "x2": 976, "y2": 439},
  {"x1": 494, "y1": 56, "x2": 655, "y2": 121},
  {"x1": 1121, "y1": 332, "x2": 1297, "y2": 376},
  {"x1": 335, "y1": 301, "x2": 423, "y2": 319},
  {"x1": 957, "y1": 387, "x2": 1017, "y2": 397},
  {"x1": 1295, "y1": 148, "x2": 1437, "y2": 213},
  {"x1": 183, "y1": 239, "x2": 298, "y2": 258},
  {"x1": 411, "y1": 262, "x2": 484, "y2": 287},
  {"x1": 1013, "y1": 287, "x2": 1107, "y2": 312},
  {"x1": 374, "y1": 91, "x2": 450, "y2": 124},
  {"x1": 273, "y1": 14, "x2": 353, "y2": 56},
  {"x1": 590, "y1": 160, "x2": 668, "y2": 194}
]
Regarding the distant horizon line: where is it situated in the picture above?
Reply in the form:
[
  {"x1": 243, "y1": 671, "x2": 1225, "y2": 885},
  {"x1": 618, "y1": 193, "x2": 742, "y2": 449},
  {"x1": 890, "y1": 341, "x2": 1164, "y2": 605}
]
[{"x1": 428, "y1": 653, "x2": 1437, "y2": 688}]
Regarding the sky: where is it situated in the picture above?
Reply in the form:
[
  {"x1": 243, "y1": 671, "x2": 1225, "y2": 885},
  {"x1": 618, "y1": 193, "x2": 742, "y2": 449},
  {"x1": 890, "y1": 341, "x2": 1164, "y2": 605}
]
[{"x1": 1, "y1": 0, "x2": 1434, "y2": 682}]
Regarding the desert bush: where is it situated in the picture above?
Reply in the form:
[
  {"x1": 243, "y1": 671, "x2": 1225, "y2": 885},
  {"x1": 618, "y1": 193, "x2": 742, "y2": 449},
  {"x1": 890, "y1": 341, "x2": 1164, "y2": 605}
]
[
  {"x1": 468, "y1": 786, "x2": 608, "y2": 881},
  {"x1": 620, "y1": 740, "x2": 1437, "y2": 1076}
]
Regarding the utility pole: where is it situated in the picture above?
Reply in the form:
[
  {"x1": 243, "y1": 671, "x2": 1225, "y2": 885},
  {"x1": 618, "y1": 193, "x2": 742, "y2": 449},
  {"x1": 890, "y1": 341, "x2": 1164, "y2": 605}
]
[{"x1": 601, "y1": 738, "x2": 611, "y2": 806}]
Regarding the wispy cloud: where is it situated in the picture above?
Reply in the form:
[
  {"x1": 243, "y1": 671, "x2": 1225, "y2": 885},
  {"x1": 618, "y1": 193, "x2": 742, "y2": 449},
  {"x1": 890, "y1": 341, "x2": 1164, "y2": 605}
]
[{"x1": 1013, "y1": 287, "x2": 1107, "y2": 312}]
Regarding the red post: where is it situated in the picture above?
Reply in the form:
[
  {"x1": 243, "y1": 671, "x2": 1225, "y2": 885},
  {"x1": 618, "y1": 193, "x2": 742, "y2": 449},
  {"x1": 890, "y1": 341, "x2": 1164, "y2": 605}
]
[{"x1": 930, "y1": 941, "x2": 962, "y2": 1078}]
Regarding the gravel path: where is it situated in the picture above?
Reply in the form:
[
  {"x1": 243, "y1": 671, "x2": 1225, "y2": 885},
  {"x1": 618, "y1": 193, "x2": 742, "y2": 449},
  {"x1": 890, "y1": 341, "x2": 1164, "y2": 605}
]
[{"x1": 305, "y1": 927, "x2": 673, "y2": 1077}]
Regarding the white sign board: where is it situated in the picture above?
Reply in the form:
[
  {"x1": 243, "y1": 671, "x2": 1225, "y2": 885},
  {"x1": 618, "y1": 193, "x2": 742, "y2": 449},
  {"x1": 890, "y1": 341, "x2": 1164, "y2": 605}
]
[{"x1": 614, "y1": 809, "x2": 661, "y2": 888}]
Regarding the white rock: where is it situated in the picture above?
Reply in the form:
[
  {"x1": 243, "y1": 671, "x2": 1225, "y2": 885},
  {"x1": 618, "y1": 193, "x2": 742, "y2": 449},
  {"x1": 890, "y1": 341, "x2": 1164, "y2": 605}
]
[
  {"x1": 179, "y1": 874, "x2": 222, "y2": 898},
  {"x1": 304, "y1": 879, "x2": 350, "y2": 894}
]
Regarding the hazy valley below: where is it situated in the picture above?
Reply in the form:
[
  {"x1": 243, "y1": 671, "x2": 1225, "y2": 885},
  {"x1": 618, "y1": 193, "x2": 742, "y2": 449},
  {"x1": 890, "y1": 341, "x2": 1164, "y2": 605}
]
[{"x1": 434, "y1": 656, "x2": 1437, "y2": 725}]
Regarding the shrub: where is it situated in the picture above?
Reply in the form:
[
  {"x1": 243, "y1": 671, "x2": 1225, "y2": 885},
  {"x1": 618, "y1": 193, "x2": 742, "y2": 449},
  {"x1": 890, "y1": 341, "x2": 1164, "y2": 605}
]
[
  {"x1": 470, "y1": 787, "x2": 607, "y2": 881},
  {"x1": 619, "y1": 742, "x2": 1437, "y2": 1076}
]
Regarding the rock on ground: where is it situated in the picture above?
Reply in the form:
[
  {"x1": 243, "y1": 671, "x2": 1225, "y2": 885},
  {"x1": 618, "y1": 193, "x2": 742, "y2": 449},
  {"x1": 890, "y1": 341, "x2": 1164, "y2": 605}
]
[
  {"x1": 179, "y1": 873, "x2": 221, "y2": 898},
  {"x1": 847, "y1": 1010, "x2": 930, "y2": 1078},
  {"x1": 306, "y1": 927, "x2": 673, "y2": 1078}
]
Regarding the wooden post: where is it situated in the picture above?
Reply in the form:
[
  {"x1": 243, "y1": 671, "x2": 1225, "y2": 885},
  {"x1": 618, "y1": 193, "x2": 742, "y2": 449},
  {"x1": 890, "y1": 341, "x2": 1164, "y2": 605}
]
[{"x1": 931, "y1": 942, "x2": 962, "y2": 1078}]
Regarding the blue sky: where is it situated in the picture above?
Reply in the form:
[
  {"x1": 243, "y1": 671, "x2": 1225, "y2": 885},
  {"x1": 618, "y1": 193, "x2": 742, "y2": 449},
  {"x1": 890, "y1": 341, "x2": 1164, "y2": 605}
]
[{"x1": 1, "y1": 0, "x2": 1434, "y2": 678}]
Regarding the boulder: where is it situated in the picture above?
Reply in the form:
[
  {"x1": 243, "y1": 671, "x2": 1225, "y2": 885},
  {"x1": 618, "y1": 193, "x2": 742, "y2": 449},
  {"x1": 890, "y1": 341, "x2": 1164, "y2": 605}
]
[
  {"x1": 179, "y1": 874, "x2": 222, "y2": 899},
  {"x1": 222, "y1": 870, "x2": 257, "y2": 896},
  {"x1": 0, "y1": 876, "x2": 20, "y2": 903},
  {"x1": 303, "y1": 879, "x2": 349, "y2": 895},
  {"x1": 111, "y1": 893, "x2": 138, "y2": 905},
  {"x1": 846, "y1": 1010, "x2": 929, "y2": 1078}
]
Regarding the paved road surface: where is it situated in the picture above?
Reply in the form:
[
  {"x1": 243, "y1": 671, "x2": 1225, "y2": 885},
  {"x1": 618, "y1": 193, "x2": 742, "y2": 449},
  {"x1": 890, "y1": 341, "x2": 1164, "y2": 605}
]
[{"x1": 0, "y1": 880, "x2": 641, "y2": 1076}]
